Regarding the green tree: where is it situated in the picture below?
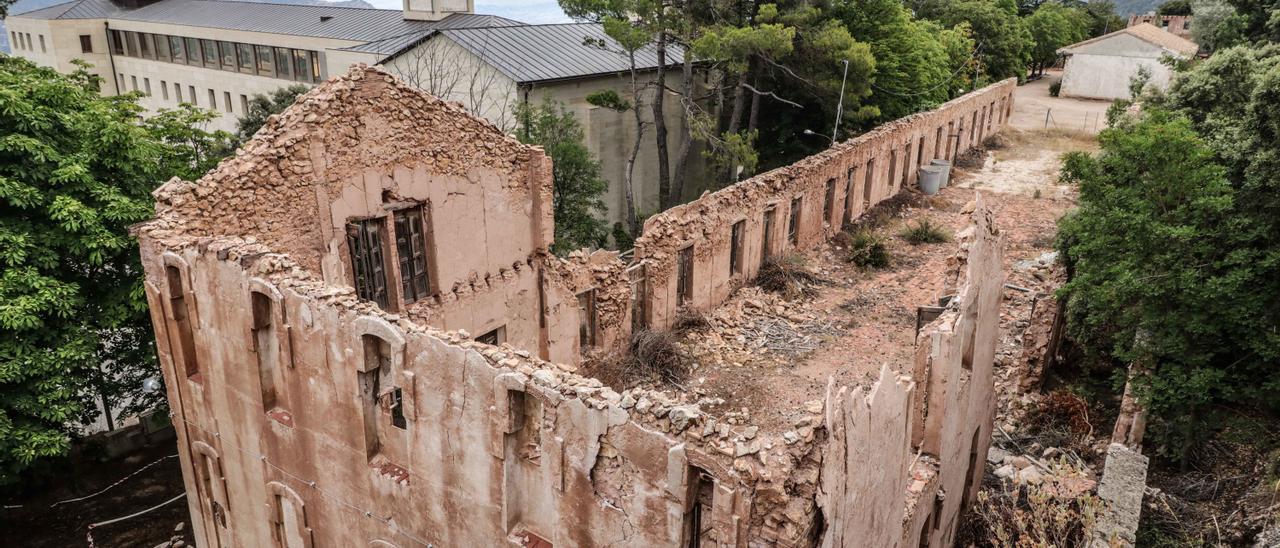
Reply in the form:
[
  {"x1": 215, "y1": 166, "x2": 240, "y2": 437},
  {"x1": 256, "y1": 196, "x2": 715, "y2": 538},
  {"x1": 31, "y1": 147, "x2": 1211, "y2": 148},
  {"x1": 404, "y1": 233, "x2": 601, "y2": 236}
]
[
  {"x1": 146, "y1": 103, "x2": 235, "y2": 181},
  {"x1": 1056, "y1": 111, "x2": 1274, "y2": 462},
  {"x1": 0, "y1": 0, "x2": 16, "y2": 18},
  {"x1": 1058, "y1": 45, "x2": 1280, "y2": 462},
  {"x1": 834, "y1": 0, "x2": 975, "y2": 121},
  {"x1": 1026, "y1": 3, "x2": 1090, "y2": 76},
  {"x1": 516, "y1": 98, "x2": 610, "y2": 254},
  {"x1": 1080, "y1": 0, "x2": 1126, "y2": 36},
  {"x1": 1157, "y1": 0, "x2": 1194, "y2": 15},
  {"x1": 235, "y1": 84, "x2": 310, "y2": 142},
  {"x1": 0, "y1": 57, "x2": 233, "y2": 483},
  {"x1": 1191, "y1": 0, "x2": 1249, "y2": 51},
  {"x1": 1222, "y1": 0, "x2": 1280, "y2": 42},
  {"x1": 935, "y1": 0, "x2": 1035, "y2": 82}
]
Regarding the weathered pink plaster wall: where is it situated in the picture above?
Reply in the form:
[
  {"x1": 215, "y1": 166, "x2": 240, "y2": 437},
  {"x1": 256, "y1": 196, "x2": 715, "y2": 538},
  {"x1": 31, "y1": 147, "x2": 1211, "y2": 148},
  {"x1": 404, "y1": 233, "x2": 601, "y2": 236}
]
[{"x1": 137, "y1": 65, "x2": 1014, "y2": 548}]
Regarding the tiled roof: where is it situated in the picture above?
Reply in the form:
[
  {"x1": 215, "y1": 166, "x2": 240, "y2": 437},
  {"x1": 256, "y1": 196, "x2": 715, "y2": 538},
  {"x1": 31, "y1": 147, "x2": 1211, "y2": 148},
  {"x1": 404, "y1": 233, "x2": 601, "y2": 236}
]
[
  {"x1": 417, "y1": 23, "x2": 684, "y2": 83},
  {"x1": 1059, "y1": 22, "x2": 1199, "y2": 57}
]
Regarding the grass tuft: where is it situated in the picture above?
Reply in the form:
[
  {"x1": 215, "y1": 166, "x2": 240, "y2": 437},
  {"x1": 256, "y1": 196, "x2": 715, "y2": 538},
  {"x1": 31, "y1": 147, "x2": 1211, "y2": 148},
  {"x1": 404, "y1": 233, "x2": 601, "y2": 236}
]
[{"x1": 899, "y1": 219, "x2": 951, "y2": 245}]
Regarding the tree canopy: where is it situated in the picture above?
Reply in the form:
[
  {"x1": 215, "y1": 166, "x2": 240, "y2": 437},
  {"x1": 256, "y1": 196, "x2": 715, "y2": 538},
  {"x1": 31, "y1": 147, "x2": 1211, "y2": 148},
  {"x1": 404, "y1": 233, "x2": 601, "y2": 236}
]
[
  {"x1": 0, "y1": 57, "x2": 232, "y2": 483},
  {"x1": 933, "y1": 0, "x2": 1035, "y2": 83},
  {"x1": 1057, "y1": 44, "x2": 1280, "y2": 461},
  {"x1": 236, "y1": 84, "x2": 311, "y2": 143},
  {"x1": 1026, "y1": 2, "x2": 1090, "y2": 75},
  {"x1": 516, "y1": 98, "x2": 610, "y2": 254}
]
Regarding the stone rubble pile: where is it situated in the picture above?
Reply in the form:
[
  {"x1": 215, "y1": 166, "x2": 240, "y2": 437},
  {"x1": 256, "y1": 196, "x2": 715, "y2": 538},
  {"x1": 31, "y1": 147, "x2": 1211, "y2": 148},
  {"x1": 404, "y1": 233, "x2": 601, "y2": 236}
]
[
  {"x1": 988, "y1": 442, "x2": 1098, "y2": 498},
  {"x1": 684, "y1": 287, "x2": 839, "y2": 367}
]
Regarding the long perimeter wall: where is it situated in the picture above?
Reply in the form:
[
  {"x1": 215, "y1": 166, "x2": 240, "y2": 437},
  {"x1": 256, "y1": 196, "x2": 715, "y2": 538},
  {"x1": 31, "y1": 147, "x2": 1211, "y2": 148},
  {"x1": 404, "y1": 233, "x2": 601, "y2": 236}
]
[{"x1": 623, "y1": 79, "x2": 1015, "y2": 333}]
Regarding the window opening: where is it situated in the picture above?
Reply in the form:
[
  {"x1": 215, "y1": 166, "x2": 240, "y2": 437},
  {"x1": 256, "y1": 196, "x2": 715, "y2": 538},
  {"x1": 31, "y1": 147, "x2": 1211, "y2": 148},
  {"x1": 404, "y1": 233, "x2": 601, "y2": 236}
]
[
  {"x1": 823, "y1": 179, "x2": 836, "y2": 225},
  {"x1": 729, "y1": 220, "x2": 745, "y2": 275},
  {"x1": 165, "y1": 265, "x2": 199, "y2": 380},
  {"x1": 761, "y1": 207, "x2": 776, "y2": 261},
  {"x1": 677, "y1": 245, "x2": 694, "y2": 305},
  {"x1": 251, "y1": 291, "x2": 278, "y2": 411},
  {"x1": 788, "y1": 197, "x2": 802, "y2": 246},
  {"x1": 684, "y1": 466, "x2": 714, "y2": 547},
  {"x1": 577, "y1": 289, "x2": 597, "y2": 352}
]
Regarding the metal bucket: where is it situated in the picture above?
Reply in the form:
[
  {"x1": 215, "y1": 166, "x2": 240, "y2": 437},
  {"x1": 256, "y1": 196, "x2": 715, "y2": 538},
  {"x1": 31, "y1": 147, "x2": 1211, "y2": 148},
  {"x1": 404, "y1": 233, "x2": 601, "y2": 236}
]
[
  {"x1": 930, "y1": 159, "x2": 952, "y2": 188},
  {"x1": 918, "y1": 166, "x2": 944, "y2": 195}
]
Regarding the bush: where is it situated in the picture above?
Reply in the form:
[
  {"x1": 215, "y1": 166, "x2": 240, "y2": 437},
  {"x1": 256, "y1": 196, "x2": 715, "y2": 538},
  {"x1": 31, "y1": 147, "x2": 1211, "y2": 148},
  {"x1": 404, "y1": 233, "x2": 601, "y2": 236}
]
[
  {"x1": 962, "y1": 482, "x2": 1104, "y2": 547},
  {"x1": 899, "y1": 219, "x2": 951, "y2": 245},
  {"x1": 628, "y1": 329, "x2": 689, "y2": 385},
  {"x1": 671, "y1": 309, "x2": 710, "y2": 334},
  {"x1": 758, "y1": 253, "x2": 824, "y2": 298},
  {"x1": 1049, "y1": 80, "x2": 1061, "y2": 97},
  {"x1": 844, "y1": 230, "x2": 891, "y2": 269}
]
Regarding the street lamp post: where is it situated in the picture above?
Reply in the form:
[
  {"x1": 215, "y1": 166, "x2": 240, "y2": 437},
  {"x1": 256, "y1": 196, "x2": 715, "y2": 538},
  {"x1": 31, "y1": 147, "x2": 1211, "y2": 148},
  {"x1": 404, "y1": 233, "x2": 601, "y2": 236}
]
[{"x1": 832, "y1": 59, "x2": 850, "y2": 145}]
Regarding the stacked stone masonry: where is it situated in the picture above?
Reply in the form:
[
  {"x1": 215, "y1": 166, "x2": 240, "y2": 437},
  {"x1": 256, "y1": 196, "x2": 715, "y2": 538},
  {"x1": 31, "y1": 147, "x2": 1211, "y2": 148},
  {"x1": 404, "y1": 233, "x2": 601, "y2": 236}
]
[{"x1": 136, "y1": 65, "x2": 1012, "y2": 547}]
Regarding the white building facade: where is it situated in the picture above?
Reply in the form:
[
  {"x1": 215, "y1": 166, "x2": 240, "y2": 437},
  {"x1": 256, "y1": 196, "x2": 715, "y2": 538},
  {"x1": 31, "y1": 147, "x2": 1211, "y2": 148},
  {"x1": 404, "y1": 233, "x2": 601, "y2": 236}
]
[
  {"x1": 7, "y1": 0, "x2": 702, "y2": 227},
  {"x1": 1057, "y1": 22, "x2": 1199, "y2": 101}
]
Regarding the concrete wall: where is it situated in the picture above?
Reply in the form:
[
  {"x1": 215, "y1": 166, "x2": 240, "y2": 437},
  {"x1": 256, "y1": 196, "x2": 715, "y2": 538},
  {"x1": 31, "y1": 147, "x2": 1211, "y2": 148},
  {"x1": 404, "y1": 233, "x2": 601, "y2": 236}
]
[
  {"x1": 1060, "y1": 52, "x2": 1175, "y2": 101},
  {"x1": 137, "y1": 65, "x2": 1013, "y2": 548},
  {"x1": 1059, "y1": 32, "x2": 1180, "y2": 101},
  {"x1": 4, "y1": 16, "x2": 119, "y2": 93}
]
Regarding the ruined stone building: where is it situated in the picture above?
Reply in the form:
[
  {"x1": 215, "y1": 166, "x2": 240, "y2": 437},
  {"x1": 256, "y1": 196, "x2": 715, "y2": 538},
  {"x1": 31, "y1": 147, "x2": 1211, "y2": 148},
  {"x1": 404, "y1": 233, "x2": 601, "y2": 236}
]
[{"x1": 135, "y1": 65, "x2": 1015, "y2": 547}]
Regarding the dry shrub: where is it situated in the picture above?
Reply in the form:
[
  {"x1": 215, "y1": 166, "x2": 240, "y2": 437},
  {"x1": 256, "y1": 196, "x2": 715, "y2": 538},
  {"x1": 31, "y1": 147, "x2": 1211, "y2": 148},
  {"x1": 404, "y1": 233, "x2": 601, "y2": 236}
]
[
  {"x1": 954, "y1": 147, "x2": 987, "y2": 169},
  {"x1": 671, "y1": 309, "x2": 710, "y2": 333},
  {"x1": 758, "y1": 253, "x2": 825, "y2": 298},
  {"x1": 983, "y1": 132, "x2": 1010, "y2": 150},
  {"x1": 628, "y1": 329, "x2": 689, "y2": 385},
  {"x1": 584, "y1": 329, "x2": 690, "y2": 388},
  {"x1": 1027, "y1": 390, "x2": 1094, "y2": 436},
  {"x1": 960, "y1": 482, "x2": 1104, "y2": 547}
]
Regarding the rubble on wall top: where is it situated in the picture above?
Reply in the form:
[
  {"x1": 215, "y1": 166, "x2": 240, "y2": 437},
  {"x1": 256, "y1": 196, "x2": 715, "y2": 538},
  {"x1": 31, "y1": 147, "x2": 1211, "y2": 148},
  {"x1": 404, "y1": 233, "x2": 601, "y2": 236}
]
[{"x1": 145, "y1": 64, "x2": 546, "y2": 239}]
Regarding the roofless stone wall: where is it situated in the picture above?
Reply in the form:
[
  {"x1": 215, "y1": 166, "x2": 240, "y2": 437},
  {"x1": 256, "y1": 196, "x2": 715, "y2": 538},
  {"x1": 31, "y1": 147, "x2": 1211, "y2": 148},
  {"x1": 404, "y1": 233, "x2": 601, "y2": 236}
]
[
  {"x1": 630, "y1": 79, "x2": 1015, "y2": 332},
  {"x1": 137, "y1": 65, "x2": 1011, "y2": 547}
]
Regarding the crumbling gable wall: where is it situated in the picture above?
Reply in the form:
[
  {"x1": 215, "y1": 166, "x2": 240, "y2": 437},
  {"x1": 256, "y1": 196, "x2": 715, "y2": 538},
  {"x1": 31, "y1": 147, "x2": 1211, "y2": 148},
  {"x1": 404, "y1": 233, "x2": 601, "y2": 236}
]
[
  {"x1": 627, "y1": 80, "x2": 1016, "y2": 333},
  {"x1": 150, "y1": 65, "x2": 559, "y2": 357}
]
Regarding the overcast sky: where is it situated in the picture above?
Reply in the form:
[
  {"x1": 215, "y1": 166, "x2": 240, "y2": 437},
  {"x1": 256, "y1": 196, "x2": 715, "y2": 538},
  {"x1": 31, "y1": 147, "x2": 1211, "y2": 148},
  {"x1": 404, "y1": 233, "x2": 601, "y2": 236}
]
[{"x1": 365, "y1": 0, "x2": 572, "y2": 23}]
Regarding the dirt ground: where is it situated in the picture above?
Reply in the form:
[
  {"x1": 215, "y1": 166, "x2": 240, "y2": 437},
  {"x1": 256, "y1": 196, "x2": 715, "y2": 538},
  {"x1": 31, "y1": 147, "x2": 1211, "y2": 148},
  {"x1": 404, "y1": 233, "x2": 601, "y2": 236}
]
[
  {"x1": 0, "y1": 439, "x2": 191, "y2": 548},
  {"x1": 673, "y1": 129, "x2": 1095, "y2": 432},
  {"x1": 1009, "y1": 71, "x2": 1112, "y2": 136}
]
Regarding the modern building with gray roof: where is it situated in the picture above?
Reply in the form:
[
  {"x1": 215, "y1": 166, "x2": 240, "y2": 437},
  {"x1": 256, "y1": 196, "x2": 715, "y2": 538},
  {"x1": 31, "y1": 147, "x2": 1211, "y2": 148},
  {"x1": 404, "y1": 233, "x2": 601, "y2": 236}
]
[{"x1": 7, "y1": 0, "x2": 703, "y2": 234}]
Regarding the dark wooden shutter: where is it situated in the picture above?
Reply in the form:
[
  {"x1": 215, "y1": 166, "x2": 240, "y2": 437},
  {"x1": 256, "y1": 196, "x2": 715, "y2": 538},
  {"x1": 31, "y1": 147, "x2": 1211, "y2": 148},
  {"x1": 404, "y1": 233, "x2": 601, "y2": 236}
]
[
  {"x1": 394, "y1": 208, "x2": 431, "y2": 304},
  {"x1": 347, "y1": 220, "x2": 389, "y2": 308}
]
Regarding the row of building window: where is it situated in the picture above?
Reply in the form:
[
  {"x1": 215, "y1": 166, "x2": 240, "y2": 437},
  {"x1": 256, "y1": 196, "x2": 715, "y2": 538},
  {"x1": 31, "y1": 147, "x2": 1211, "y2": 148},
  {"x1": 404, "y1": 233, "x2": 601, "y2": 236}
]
[
  {"x1": 117, "y1": 71, "x2": 253, "y2": 114},
  {"x1": 669, "y1": 96, "x2": 1009, "y2": 311},
  {"x1": 9, "y1": 31, "x2": 46, "y2": 54},
  {"x1": 108, "y1": 28, "x2": 323, "y2": 83}
]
